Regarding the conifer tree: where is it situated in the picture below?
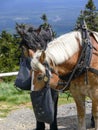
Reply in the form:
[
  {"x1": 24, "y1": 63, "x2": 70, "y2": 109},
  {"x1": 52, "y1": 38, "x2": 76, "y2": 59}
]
[
  {"x1": 75, "y1": 0, "x2": 98, "y2": 31},
  {"x1": 0, "y1": 31, "x2": 20, "y2": 81},
  {"x1": 41, "y1": 14, "x2": 56, "y2": 37}
]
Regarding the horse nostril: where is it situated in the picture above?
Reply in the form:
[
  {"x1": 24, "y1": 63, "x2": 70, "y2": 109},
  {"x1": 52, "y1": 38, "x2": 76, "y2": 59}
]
[{"x1": 37, "y1": 75, "x2": 43, "y2": 81}]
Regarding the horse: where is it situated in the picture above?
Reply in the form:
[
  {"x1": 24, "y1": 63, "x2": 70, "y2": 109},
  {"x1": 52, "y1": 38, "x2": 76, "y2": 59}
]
[
  {"x1": 30, "y1": 30, "x2": 98, "y2": 130},
  {"x1": 16, "y1": 23, "x2": 59, "y2": 130}
]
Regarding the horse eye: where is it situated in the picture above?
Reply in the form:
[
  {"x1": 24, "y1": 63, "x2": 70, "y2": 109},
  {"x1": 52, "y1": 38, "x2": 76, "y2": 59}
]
[{"x1": 37, "y1": 74, "x2": 43, "y2": 81}]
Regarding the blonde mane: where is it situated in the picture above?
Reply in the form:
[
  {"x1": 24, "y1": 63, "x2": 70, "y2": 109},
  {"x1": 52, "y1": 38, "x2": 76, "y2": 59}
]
[
  {"x1": 31, "y1": 30, "x2": 98, "y2": 70},
  {"x1": 45, "y1": 31, "x2": 82, "y2": 65},
  {"x1": 31, "y1": 31, "x2": 82, "y2": 71}
]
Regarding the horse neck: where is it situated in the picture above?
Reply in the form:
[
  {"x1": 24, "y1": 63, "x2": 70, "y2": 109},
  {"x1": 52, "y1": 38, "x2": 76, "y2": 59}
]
[
  {"x1": 45, "y1": 48, "x2": 82, "y2": 77},
  {"x1": 55, "y1": 34, "x2": 98, "y2": 77},
  {"x1": 45, "y1": 31, "x2": 82, "y2": 75}
]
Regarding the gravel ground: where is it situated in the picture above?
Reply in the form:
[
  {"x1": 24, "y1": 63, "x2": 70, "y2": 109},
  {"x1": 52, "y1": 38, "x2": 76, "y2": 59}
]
[{"x1": 0, "y1": 101, "x2": 95, "y2": 130}]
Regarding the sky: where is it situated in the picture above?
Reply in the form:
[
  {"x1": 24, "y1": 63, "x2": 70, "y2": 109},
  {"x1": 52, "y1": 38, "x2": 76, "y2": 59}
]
[{"x1": 0, "y1": 0, "x2": 98, "y2": 35}]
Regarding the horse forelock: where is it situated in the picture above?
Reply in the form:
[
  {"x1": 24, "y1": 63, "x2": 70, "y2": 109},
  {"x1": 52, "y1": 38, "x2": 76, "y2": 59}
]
[{"x1": 31, "y1": 50, "x2": 46, "y2": 73}]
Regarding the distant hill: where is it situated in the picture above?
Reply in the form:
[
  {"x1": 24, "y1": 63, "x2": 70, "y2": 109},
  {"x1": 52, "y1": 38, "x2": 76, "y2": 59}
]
[{"x1": 0, "y1": 0, "x2": 98, "y2": 35}]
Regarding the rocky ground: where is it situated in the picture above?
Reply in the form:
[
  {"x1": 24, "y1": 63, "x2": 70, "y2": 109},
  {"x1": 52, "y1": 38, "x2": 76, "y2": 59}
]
[{"x1": 0, "y1": 101, "x2": 95, "y2": 130}]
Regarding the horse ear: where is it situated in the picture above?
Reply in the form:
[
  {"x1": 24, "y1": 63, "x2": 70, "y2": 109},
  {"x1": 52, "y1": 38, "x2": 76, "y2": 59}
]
[
  {"x1": 39, "y1": 51, "x2": 46, "y2": 63},
  {"x1": 35, "y1": 25, "x2": 42, "y2": 34},
  {"x1": 28, "y1": 49, "x2": 35, "y2": 57}
]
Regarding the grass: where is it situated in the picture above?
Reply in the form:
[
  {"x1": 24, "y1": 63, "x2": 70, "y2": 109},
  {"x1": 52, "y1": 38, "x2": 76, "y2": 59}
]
[
  {"x1": 0, "y1": 82, "x2": 74, "y2": 118},
  {"x1": 58, "y1": 92, "x2": 74, "y2": 105},
  {"x1": 0, "y1": 82, "x2": 31, "y2": 117}
]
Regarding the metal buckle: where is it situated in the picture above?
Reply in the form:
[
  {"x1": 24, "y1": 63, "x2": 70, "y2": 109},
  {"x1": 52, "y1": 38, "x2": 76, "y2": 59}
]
[{"x1": 44, "y1": 76, "x2": 49, "y2": 82}]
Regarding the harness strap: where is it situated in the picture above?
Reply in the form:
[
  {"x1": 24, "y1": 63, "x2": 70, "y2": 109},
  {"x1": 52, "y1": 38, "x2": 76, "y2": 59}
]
[
  {"x1": 57, "y1": 43, "x2": 92, "y2": 92},
  {"x1": 57, "y1": 19, "x2": 93, "y2": 92},
  {"x1": 89, "y1": 67, "x2": 98, "y2": 75}
]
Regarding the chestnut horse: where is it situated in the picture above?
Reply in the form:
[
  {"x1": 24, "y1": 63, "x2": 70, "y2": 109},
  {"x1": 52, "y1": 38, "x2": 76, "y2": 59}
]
[{"x1": 30, "y1": 30, "x2": 98, "y2": 130}]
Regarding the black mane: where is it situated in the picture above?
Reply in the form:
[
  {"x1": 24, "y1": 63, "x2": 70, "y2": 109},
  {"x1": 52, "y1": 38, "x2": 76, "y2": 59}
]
[{"x1": 16, "y1": 23, "x2": 54, "y2": 51}]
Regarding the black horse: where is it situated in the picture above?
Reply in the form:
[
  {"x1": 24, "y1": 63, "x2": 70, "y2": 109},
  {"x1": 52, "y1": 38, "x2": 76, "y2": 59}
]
[{"x1": 16, "y1": 23, "x2": 59, "y2": 130}]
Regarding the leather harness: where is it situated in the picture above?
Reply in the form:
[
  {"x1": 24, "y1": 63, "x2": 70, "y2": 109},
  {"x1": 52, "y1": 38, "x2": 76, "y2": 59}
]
[{"x1": 52, "y1": 19, "x2": 98, "y2": 92}]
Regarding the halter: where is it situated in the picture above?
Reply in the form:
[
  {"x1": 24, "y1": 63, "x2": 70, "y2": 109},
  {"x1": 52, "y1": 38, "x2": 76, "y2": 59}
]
[{"x1": 43, "y1": 61, "x2": 52, "y2": 83}]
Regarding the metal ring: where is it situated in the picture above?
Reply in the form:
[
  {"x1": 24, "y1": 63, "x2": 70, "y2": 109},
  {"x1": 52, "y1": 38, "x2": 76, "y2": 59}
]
[
  {"x1": 85, "y1": 39, "x2": 89, "y2": 43},
  {"x1": 44, "y1": 76, "x2": 49, "y2": 82}
]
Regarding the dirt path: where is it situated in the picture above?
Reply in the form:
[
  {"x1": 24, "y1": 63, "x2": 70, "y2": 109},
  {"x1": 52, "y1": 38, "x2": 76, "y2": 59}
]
[{"x1": 0, "y1": 101, "x2": 95, "y2": 130}]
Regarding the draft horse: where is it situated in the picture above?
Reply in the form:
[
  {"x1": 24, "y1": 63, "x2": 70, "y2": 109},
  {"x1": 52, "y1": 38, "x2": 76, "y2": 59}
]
[
  {"x1": 30, "y1": 30, "x2": 98, "y2": 130},
  {"x1": 16, "y1": 23, "x2": 59, "y2": 130}
]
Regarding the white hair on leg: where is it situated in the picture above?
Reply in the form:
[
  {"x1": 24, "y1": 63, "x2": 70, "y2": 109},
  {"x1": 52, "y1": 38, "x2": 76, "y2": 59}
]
[{"x1": 31, "y1": 71, "x2": 34, "y2": 91}]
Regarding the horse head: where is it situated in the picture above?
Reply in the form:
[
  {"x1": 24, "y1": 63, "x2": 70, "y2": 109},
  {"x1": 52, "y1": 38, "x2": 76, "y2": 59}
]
[{"x1": 30, "y1": 50, "x2": 65, "y2": 91}]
